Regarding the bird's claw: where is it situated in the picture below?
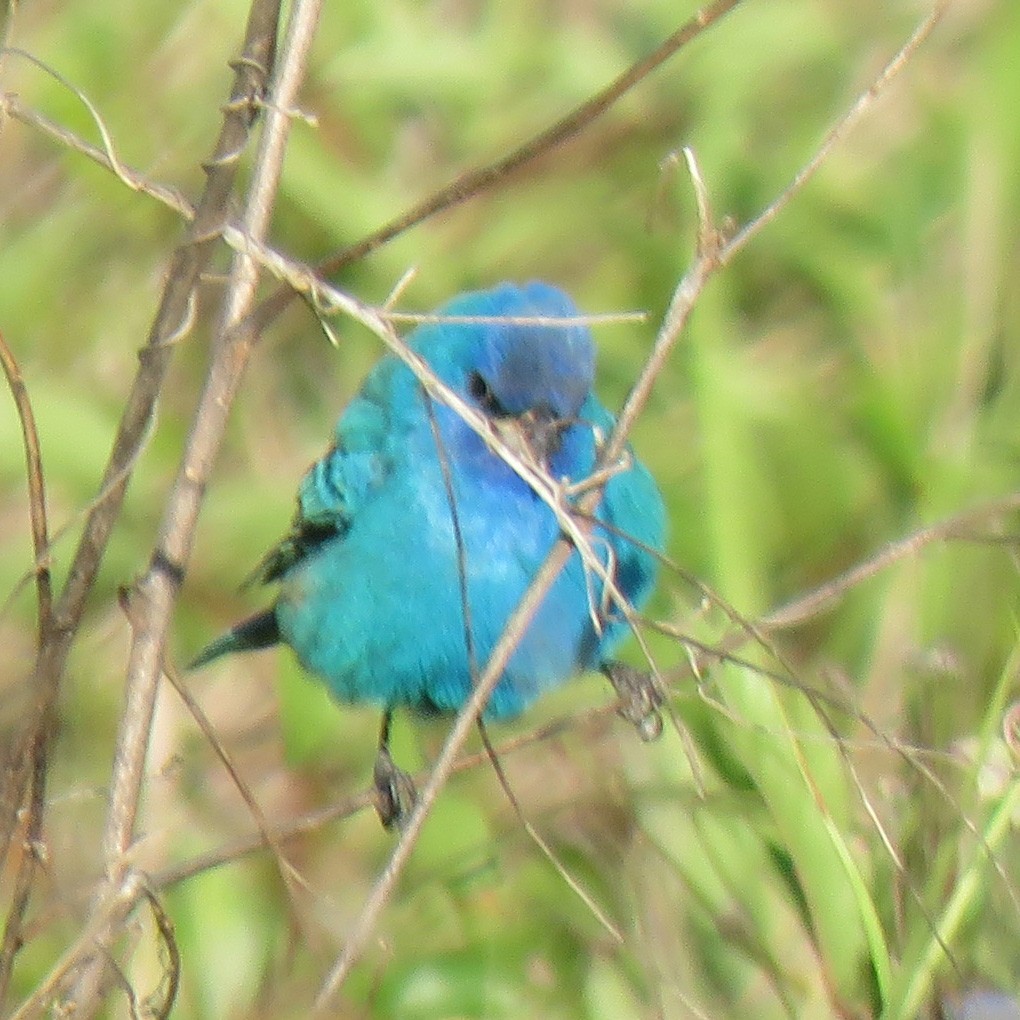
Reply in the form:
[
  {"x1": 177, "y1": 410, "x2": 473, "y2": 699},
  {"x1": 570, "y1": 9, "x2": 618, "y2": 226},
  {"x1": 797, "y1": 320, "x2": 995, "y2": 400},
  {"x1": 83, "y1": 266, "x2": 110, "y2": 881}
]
[
  {"x1": 373, "y1": 747, "x2": 418, "y2": 829},
  {"x1": 603, "y1": 662, "x2": 664, "y2": 742}
]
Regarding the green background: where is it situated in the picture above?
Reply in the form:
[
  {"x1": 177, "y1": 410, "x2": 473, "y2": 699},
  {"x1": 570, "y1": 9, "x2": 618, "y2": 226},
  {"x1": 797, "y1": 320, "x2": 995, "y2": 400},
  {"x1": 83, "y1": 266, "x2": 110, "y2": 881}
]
[{"x1": 2, "y1": 1, "x2": 1019, "y2": 1016}]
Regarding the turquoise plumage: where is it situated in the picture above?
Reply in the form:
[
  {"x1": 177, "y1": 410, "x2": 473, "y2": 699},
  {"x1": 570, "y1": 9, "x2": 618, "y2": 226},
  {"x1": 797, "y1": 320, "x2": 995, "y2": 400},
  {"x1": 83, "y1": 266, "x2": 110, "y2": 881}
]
[{"x1": 193, "y1": 282, "x2": 665, "y2": 813}]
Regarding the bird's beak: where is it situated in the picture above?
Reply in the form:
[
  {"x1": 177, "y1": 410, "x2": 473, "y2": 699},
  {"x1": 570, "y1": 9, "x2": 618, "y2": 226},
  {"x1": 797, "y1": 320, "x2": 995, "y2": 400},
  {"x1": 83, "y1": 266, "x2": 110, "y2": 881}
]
[{"x1": 492, "y1": 408, "x2": 563, "y2": 467}]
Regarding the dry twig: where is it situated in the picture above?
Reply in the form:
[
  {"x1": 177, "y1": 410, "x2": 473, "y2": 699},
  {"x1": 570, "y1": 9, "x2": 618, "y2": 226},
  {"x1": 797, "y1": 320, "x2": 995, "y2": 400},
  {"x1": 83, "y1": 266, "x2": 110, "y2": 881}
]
[{"x1": 15, "y1": 0, "x2": 284, "y2": 1012}]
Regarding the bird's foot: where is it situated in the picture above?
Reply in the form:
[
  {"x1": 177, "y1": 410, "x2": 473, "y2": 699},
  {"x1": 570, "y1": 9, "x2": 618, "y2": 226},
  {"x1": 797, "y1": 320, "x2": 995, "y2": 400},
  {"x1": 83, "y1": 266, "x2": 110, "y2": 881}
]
[
  {"x1": 602, "y1": 662, "x2": 664, "y2": 742},
  {"x1": 373, "y1": 747, "x2": 418, "y2": 830}
]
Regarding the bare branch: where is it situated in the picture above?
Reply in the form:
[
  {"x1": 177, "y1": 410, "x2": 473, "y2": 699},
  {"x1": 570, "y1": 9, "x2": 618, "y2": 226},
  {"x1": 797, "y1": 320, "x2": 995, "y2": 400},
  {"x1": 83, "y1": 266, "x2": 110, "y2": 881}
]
[
  {"x1": 8, "y1": 871, "x2": 147, "y2": 1020},
  {"x1": 23, "y1": 0, "x2": 283, "y2": 1012},
  {"x1": 0, "y1": 332, "x2": 52, "y2": 1008},
  {"x1": 0, "y1": 92, "x2": 194, "y2": 219},
  {"x1": 59, "y1": 0, "x2": 328, "y2": 1014},
  {"x1": 162, "y1": 658, "x2": 318, "y2": 932},
  {"x1": 478, "y1": 722, "x2": 624, "y2": 943},
  {"x1": 0, "y1": 330, "x2": 52, "y2": 639},
  {"x1": 0, "y1": 8, "x2": 281, "y2": 931},
  {"x1": 43, "y1": 0, "x2": 276, "y2": 638},
  {"x1": 722, "y1": 0, "x2": 951, "y2": 260},
  {"x1": 136, "y1": 484, "x2": 1020, "y2": 904}
]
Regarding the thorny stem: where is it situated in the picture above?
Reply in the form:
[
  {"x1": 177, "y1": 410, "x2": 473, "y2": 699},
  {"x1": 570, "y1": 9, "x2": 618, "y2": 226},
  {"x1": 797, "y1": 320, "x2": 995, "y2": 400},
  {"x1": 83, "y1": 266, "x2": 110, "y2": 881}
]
[
  {"x1": 39, "y1": 0, "x2": 284, "y2": 1013},
  {"x1": 0, "y1": 3, "x2": 278, "y2": 1013}
]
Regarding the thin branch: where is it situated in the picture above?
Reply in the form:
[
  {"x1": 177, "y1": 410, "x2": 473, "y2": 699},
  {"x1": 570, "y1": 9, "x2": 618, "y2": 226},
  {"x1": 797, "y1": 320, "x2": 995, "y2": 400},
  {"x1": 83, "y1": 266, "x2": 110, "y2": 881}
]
[
  {"x1": 758, "y1": 492, "x2": 1020, "y2": 634},
  {"x1": 59, "y1": 0, "x2": 329, "y2": 1015},
  {"x1": 721, "y1": 0, "x2": 951, "y2": 260},
  {"x1": 1, "y1": 47, "x2": 175, "y2": 205},
  {"x1": 333, "y1": 0, "x2": 744, "y2": 277},
  {"x1": 425, "y1": 379, "x2": 627, "y2": 938},
  {"x1": 313, "y1": 537, "x2": 586, "y2": 1008},
  {"x1": 149, "y1": 716, "x2": 577, "y2": 891},
  {"x1": 0, "y1": 5, "x2": 280, "y2": 929},
  {"x1": 315, "y1": 147, "x2": 716, "y2": 1011},
  {"x1": 26, "y1": 0, "x2": 282, "y2": 1012},
  {"x1": 8, "y1": 871, "x2": 147, "y2": 1020},
  {"x1": 0, "y1": 330, "x2": 52, "y2": 639},
  {"x1": 0, "y1": 389, "x2": 162, "y2": 625},
  {"x1": 0, "y1": 91, "x2": 194, "y2": 219},
  {"x1": 162, "y1": 659, "x2": 316, "y2": 931},
  {"x1": 478, "y1": 722, "x2": 624, "y2": 943},
  {"x1": 65, "y1": 0, "x2": 319, "y2": 1009},
  {"x1": 0, "y1": 331, "x2": 52, "y2": 1008},
  {"x1": 48, "y1": 2, "x2": 275, "y2": 634},
  {"x1": 0, "y1": 328, "x2": 54, "y2": 887},
  {"x1": 0, "y1": 731, "x2": 47, "y2": 1013}
]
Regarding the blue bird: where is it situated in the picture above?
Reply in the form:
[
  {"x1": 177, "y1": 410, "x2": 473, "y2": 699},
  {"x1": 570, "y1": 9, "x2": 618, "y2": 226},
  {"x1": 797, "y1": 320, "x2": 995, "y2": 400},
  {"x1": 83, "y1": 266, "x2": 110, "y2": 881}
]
[{"x1": 193, "y1": 281, "x2": 665, "y2": 822}]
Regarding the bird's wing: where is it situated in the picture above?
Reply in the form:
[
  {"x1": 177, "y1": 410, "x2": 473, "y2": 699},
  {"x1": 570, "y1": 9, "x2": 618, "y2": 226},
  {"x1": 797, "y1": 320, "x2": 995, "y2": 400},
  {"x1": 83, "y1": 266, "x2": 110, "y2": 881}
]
[{"x1": 244, "y1": 363, "x2": 400, "y2": 586}]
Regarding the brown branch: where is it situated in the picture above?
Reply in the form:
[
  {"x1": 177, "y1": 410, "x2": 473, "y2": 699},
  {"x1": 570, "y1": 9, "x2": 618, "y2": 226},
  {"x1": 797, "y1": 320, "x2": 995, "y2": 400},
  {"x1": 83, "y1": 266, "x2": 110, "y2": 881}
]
[
  {"x1": 162, "y1": 659, "x2": 314, "y2": 936},
  {"x1": 316, "y1": 0, "x2": 744, "y2": 278},
  {"x1": 722, "y1": 0, "x2": 952, "y2": 260},
  {"x1": 0, "y1": 330, "x2": 53, "y2": 1009},
  {"x1": 2, "y1": 2, "x2": 282, "y2": 1015},
  {"x1": 138, "y1": 497, "x2": 1020, "y2": 941},
  {"x1": 0, "y1": 330, "x2": 55, "y2": 886},
  {"x1": 52, "y1": 5, "x2": 276, "y2": 637},
  {"x1": 0, "y1": 728, "x2": 48, "y2": 1013},
  {"x1": 0, "y1": 331, "x2": 52, "y2": 639},
  {"x1": 149, "y1": 717, "x2": 576, "y2": 891},
  {"x1": 0, "y1": 92, "x2": 195, "y2": 220},
  {"x1": 7, "y1": 871, "x2": 148, "y2": 1020},
  {"x1": 134, "y1": 479, "x2": 1020, "y2": 913},
  {"x1": 312, "y1": 149, "x2": 717, "y2": 1010},
  {"x1": 58, "y1": 0, "x2": 326, "y2": 1015},
  {"x1": 3, "y1": 4, "x2": 741, "y2": 1007},
  {"x1": 0, "y1": 1, "x2": 279, "y2": 917},
  {"x1": 478, "y1": 721, "x2": 624, "y2": 942}
]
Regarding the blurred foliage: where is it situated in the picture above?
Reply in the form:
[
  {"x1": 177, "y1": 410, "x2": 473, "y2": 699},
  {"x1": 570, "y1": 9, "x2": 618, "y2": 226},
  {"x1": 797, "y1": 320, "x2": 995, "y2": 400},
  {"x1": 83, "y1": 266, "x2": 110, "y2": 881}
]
[{"x1": 2, "y1": 0, "x2": 1020, "y2": 1017}]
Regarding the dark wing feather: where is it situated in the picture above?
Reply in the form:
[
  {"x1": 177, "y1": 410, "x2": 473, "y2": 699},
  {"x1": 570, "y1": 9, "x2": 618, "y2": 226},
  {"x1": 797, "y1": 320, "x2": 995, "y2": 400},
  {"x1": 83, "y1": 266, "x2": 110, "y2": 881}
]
[
  {"x1": 241, "y1": 518, "x2": 341, "y2": 588},
  {"x1": 243, "y1": 370, "x2": 396, "y2": 588}
]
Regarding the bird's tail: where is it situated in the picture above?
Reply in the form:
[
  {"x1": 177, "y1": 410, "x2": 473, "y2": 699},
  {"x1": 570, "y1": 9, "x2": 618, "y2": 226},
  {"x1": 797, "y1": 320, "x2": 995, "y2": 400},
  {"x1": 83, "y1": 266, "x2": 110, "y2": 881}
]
[{"x1": 189, "y1": 609, "x2": 280, "y2": 669}]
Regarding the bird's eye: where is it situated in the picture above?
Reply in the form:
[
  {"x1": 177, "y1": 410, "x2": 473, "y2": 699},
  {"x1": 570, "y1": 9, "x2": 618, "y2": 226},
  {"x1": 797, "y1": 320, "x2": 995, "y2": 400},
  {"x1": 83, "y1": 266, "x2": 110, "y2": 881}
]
[{"x1": 467, "y1": 371, "x2": 499, "y2": 413}]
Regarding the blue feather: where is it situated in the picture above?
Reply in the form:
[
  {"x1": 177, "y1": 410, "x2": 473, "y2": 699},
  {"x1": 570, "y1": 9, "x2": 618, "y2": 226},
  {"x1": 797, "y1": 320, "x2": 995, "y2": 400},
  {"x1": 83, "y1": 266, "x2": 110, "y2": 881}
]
[{"x1": 192, "y1": 282, "x2": 665, "y2": 722}]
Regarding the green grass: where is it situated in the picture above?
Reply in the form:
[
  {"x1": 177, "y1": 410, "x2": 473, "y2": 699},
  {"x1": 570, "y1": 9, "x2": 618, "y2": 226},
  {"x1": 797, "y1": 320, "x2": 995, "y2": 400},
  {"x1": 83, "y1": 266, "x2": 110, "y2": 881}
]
[{"x1": 2, "y1": 0, "x2": 1019, "y2": 1017}]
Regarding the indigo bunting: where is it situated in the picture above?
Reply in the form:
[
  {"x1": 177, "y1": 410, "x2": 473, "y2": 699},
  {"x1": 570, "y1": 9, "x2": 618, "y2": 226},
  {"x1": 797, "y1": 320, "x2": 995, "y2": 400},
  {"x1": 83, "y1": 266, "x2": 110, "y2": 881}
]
[{"x1": 193, "y1": 282, "x2": 665, "y2": 821}]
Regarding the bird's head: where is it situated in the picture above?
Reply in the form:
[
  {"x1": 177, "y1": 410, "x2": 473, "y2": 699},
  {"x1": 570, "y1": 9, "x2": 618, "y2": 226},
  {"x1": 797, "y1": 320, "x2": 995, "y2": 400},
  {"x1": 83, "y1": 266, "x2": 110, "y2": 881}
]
[{"x1": 434, "y1": 281, "x2": 596, "y2": 467}]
